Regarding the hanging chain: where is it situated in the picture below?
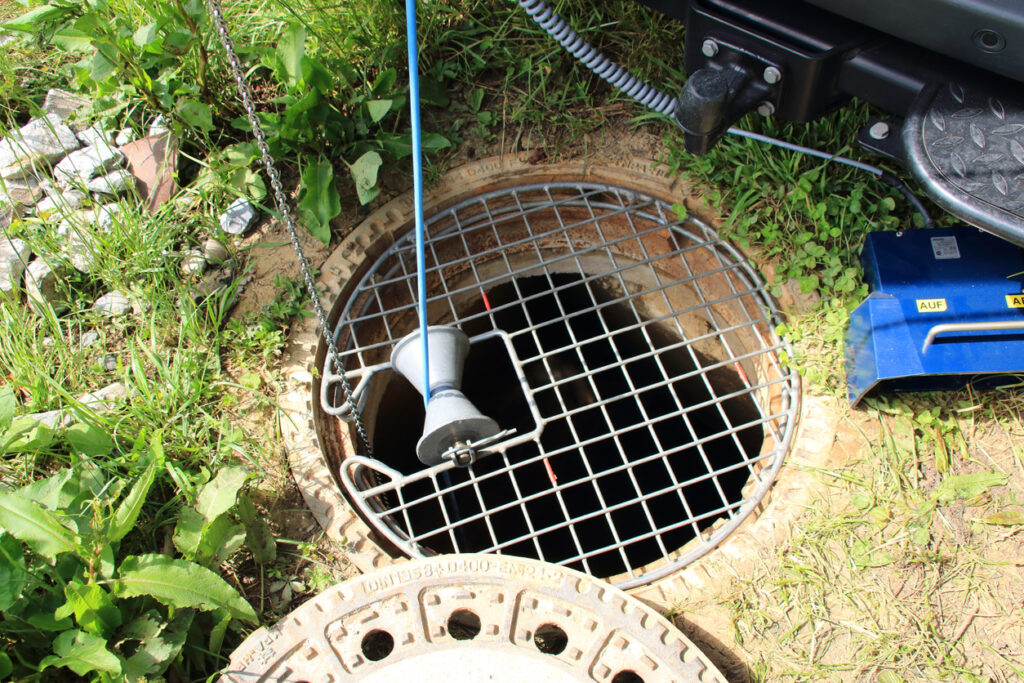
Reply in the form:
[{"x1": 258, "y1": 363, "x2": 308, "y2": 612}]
[{"x1": 205, "y1": 0, "x2": 374, "y2": 458}]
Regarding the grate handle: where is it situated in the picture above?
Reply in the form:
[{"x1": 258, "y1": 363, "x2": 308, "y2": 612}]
[{"x1": 922, "y1": 320, "x2": 1024, "y2": 352}]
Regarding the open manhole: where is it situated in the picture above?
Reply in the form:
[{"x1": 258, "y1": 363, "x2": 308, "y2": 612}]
[{"x1": 304, "y1": 158, "x2": 800, "y2": 590}]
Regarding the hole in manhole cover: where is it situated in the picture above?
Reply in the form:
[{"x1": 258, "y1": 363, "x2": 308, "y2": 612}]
[{"x1": 308, "y1": 165, "x2": 801, "y2": 589}]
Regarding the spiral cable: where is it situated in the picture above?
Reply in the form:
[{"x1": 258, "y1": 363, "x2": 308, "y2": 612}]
[{"x1": 519, "y1": 0, "x2": 676, "y2": 116}]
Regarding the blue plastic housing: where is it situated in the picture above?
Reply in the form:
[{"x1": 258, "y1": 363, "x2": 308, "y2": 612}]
[{"x1": 845, "y1": 226, "x2": 1024, "y2": 405}]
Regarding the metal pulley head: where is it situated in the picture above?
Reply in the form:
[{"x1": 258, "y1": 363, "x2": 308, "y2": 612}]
[
  {"x1": 390, "y1": 326, "x2": 503, "y2": 466},
  {"x1": 222, "y1": 554, "x2": 728, "y2": 682}
]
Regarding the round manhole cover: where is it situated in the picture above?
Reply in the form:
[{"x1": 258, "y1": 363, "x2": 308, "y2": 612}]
[
  {"x1": 222, "y1": 554, "x2": 727, "y2": 681},
  {"x1": 311, "y1": 163, "x2": 800, "y2": 589}
]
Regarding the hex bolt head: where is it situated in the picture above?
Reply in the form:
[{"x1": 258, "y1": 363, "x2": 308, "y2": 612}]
[
  {"x1": 763, "y1": 66, "x2": 782, "y2": 84},
  {"x1": 757, "y1": 102, "x2": 775, "y2": 117},
  {"x1": 868, "y1": 121, "x2": 890, "y2": 140},
  {"x1": 701, "y1": 39, "x2": 719, "y2": 58}
]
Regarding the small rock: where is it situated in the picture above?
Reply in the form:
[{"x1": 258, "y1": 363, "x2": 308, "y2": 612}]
[
  {"x1": 203, "y1": 238, "x2": 229, "y2": 264},
  {"x1": 54, "y1": 142, "x2": 125, "y2": 187},
  {"x1": 76, "y1": 123, "x2": 112, "y2": 148},
  {"x1": 0, "y1": 236, "x2": 31, "y2": 299},
  {"x1": 0, "y1": 113, "x2": 80, "y2": 167},
  {"x1": 219, "y1": 197, "x2": 256, "y2": 236},
  {"x1": 41, "y1": 336, "x2": 54, "y2": 348},
  {"x1": 24, "y1": 259, "x2": 65, "y2": 315},
  {"x1": 35, "y1": 190, "x2": 88, "y2": 217},
  {"x1": 78, "y1": 381, "x2": 129, "y2": 409},
  {"x1": 43, "y1": 89, "x2": 91, "y2": 122},
  {"x1": 0, "y1": 204, "x2": 15, "y2": 231},
  {"x1": 148, "y1": 115, "x2": 169, "y2": 138},
  {"x1": 86, "y1": 169, "x2": 135, "y2": 196},
  {"x1": 95, "y1": 204, "x2": 123, "y2": 231},
  {"x1": 92, "y1": 290, "x2": 131, "y2": 317},
  {"x1": 29, "y1": 409, "x2": 67, "y2": 429},
  {"x1": 0, "y1": 175, "x2": 44, "y2": 207},
  {"x1": 0, "y1": 153, "x2": 45, "y2": 182},
  {"x1": 80, "y1": 330, "x2": 99, "y2": 347},
  {"x1": 103, "y1": 354, "x2": 117, "y2": 372},
  {"x1": 114, "y1": 128, "x2": 135, "y2": 146},
  {"x1": 181, "y1": 248, "x2": 206, "y2": 276}
]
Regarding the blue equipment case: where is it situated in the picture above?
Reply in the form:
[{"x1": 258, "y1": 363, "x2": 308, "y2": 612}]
[{"x1": 845, "y1": 226, "x2": 1024, "y2": 406}]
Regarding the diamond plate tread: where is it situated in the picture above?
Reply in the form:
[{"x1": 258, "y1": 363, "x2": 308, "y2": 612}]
[
  {"x1": 905, "y1": 82, "x2": 1024, "y2": 245},
  {"x1": 222, "y1": 554, "x2": 728, "y2": 682}
]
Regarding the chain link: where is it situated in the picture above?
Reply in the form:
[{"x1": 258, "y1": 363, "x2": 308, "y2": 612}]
[{"x1": 205, "y1": 0, "x2": 374, "y2": 458}]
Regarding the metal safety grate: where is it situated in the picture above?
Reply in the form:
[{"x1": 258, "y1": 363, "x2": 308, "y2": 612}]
[{"x1": 319, "y1": 182, "x2": 800, "y2": 589}]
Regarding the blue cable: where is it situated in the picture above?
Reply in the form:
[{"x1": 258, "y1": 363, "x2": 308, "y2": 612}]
[{"x1": 405, "y1": 0, "x2": 430, "y2": 407}]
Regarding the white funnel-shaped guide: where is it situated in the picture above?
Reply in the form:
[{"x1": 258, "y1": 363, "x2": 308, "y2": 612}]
[{"x1": 391, "y1": 326, "x2": 500, "y2": 466}]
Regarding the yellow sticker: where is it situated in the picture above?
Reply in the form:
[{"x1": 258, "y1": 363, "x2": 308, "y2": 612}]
[
  {"x1": 1007, "y1": 294, "x2": 1024, "y2": 309},
  {"x1": 916, "y1": 298, "x2": 947, "y2": 313}
]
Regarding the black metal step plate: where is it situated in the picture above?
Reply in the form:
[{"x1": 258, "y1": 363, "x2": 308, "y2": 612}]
[{"x1": 903, "y1": 82, "x2": 1024, "y2": 246}]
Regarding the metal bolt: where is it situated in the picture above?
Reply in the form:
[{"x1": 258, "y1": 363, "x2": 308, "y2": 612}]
[
  {"x1": 757, "y1": 102, "x2": 775, "y2": 117},
  {"x1": 868, "y1": 121, "x2": 890, "y2": 140},
  {"x1": 763, "y1": 66, "x2": 782, "y2": 84},
  {"x1": 701, "y1": 39, "x2": 719, "y2": 58}
]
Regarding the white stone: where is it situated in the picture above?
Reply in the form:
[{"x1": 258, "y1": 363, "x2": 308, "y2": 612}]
[
  {"x1": 0, "y1": 236, "x2": 31, "y2": 299},
  {"x1": 64, "y1": 234, "x2": 95, "y2": 274},
  {"x1": 43, "y1": 89, "x2": 90, "y2": 122},
  {"x1": 75, "y1": 123, "x2": 112, "y2": 148},
  {"x1": 35, "y1": 190, "x2": 87, "y2": 216},
  {"x1": 148, "y1": 115, "x2": 169, "y2": 137},
  {"x1": 219, "y1": 197, "x2": 256, "y2": 235},
  {"x1": 86, "y1": 169, "x2": 135, "y2": 196},
  {"x1": 0, "y1": 154, "x2": 45, "y2": 182},
  {"x1": 0, "y1": 113, "x2": 80, "y2": 167},
  {"x1": 95, "y1": 204, "x2": 123, "y2": 231},
  {"x1": 114, "y1": 128, "x2": 135, "y2": 146},
  {"x1": 181, "y1": 248, "x2": 206, "y2": 276},
  {"x1": 203, "y1": 238, "x2": 229, "y2": 263},
  {"x1": 103, "y1": 354, "x2": 117, "y2": 372},
  {"x1": 80, "y1": 330, "x2": 99, "y2": 347},
  {"x1": 92, "y1": 290, "x2": 131, "y2": 317},
  {"x1": 54, "y1": 142, "x2": 124, "y2": 187},
  {"x1": 24, "y1": 259, "x2": 63, "y2": 314},
  {"x1": 0, "y1": 175, "x2": 43, "y2": 206}
]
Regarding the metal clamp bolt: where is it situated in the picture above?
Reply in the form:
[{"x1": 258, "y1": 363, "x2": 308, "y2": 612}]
[
  {"x1": 701, "y1": 39, "x2": 719, "y2": 58},
  {"x1": 762, "y1": 66, "x2": 782, "y2": 84},
  {"x1": 868, "y1": 121, "x2": 890, "y2": 140},
  {"x1": 757, "y1": 102, "x2": 775, "y2": 117}
]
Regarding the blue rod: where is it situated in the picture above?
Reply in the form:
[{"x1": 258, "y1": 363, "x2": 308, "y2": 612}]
[{"x1": 405, "y1": 0, "x2": 430, "y2": 407}]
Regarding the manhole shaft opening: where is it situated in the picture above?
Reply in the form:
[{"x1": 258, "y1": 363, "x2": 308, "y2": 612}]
[{"x1": 318, "y1": 181, "x2": 800, "y2": 588}]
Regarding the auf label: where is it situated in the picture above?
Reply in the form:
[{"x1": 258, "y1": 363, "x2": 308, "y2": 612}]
[
  {"x1": 916, "y1": 298, "x2": 947, "y2": 313},
  {"x1": 1007, "y1": 294, "x2": 1024, "y2": 309}
]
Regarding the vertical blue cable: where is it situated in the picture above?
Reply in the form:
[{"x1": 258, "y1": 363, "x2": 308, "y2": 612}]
[{"x1": 405, "y1": 0, "x2": 430, "y2": 408}]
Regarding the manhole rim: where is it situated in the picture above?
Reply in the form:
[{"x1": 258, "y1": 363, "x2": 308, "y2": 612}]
[{"x1": 277, "y1": 153, "x2": 843, "y2": 606}]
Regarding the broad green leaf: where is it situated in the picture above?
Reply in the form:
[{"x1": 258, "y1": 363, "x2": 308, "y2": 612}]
[
  {"x1": 238, "y1": 495, "x2": 276, "y2": 564},
  {"x1": 172, "y1": 507, "x2": 203, "y2": 559},
  {"x1": 28, "y1": 612, "x2": 73, "y2": 631},
  {"x1": 298, "y1": 157, "x2": 340, "y2": 244},
  {"x1": 276, "y1": 23, "x2": 306, "y2": 89},
  {"x1": 934, "y1": 472, "x2": 1007, "y2": 504},
  {"x1": 0, "y1": 532, "x2": 26, "y2": 611},
  {"x1": 63, "y1": 581, "x2": 122, "y2": 638},
  {"x1": 0, "y1": 385, "x2": 13, "y2": 432},
  {"x1": 980, "y1": 510, "x2": 1024, "y2": 526},
  {"x1": 2, "y1": 5, "x2": 65, "y2": 32},
  {"x1": 196, "y1": 466, "x2": 247, "y2": 525},
  {"x1": 372, "y1": 67, "x2": 397, "y2": 96},
  {"x1": 0, "y1": 652, "x2": 11, "y2": 678},
  {"x1": 122, "y1": 610, "x2": 192, "y2": 679},
  {"x1": 208, "y1": 609, "x2": 231, "y2": 656},
  {"x1": 66, "y1": 422, "x2": 113, "y2": 457},
  {"x1": 0, "y1": 492, "x2": 79, "y2": 558},
  {"x1": 420, "y1": 133, "x2": 452, "y2": 152},
  {"x1": 40, "y1": 629, "x2": 121, "y2": 676},
  {"x1": 176, "y1": 98, "x2": 213, "y2": 132},
  {"x1": 90, "y1": 50, "x2": 117, "y2": 82},
  {"x1": 132, "y1": 22, "x2": 158, "y2": 47},
  {"x1": 1, "y1": 415, "x2": 55, "y2": 453},
  {"x1": 116, "y1": 554, "x2": 257, "y2": 622},
  {"x1": 52, "y1": 28, "x2": 93, "y2": 52},
  {"x1": 348, "y1": 151, "x2": 382, "y2": 206},
  {"x1": 110, "y1": 459, "x2": 158, "y2": 542},
  {"x1": 195, "y1": 515, "x2": 245, "y2": 567},
  {"x1": 365, "y1": 99, "x2": 392, "y2": 123}
]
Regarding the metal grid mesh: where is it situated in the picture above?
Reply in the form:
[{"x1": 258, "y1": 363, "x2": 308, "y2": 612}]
[{"x1": 319, "y1": 182, "x2": 799, "y2": 588}]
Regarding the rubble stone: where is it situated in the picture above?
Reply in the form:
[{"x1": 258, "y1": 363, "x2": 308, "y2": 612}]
[
  {"x1": 43, "y1": 89, "x2": 90, "y2": 122},
  {"x1": 54, "y1": 142, "x2": 125, "y2": 187},
  {"x1": 219, "y1": 197, "x2": 257, "y2": 235},
  {"x1": 92, "y1": 290, "x2": 131, "y2": 317},
  {"x1": 0, "y1": 113, "x2": 80, "y2": 167},
  {"x1": 0, "y1": 236, "x2": 31, "y2": 299},
  {"x1": 35, "y1": 189, "x2": 88, "y2": 216},
  {"x1": 0, "y1": 175, "x2": 43, "y2": 207},
  {"x1": 24, "y1": 259, "x2": 65, "y2": 314},
  {"x1": 86, "y1": 169, "x2": 135, "y2": 196}
]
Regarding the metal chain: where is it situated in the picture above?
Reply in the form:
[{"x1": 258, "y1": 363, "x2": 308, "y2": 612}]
[{"x1": 205, "y1": 0, "x2": 374, "y2": 458}]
